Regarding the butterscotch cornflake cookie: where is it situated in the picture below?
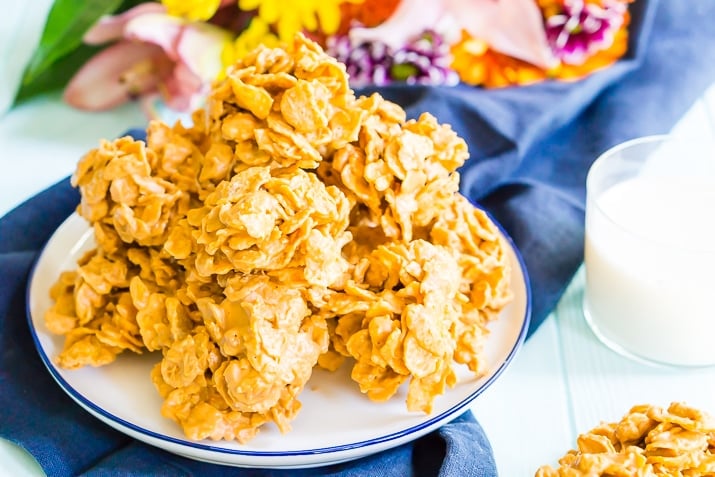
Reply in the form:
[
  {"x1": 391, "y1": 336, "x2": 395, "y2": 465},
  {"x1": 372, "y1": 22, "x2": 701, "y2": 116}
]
[
  {"x1": 44, "y1": 244, "x2": 186, "y2": 369},
  {"x1": 167, "y1": 164, "x2": 351, "y2": 280},
  {"x1": 319, "y1": 94, "x2": 468, "y2": 243},
  {"x1": 45, "y1": 33, "x2": 514, "y2": 443},
  {"x1": 536, "y1": 402, "x2": 715, "y2": 476},
  {"x1": 71, "y1": 136, "x2": 191, "y2": 248},
  {"x1": 206, "y1": 36, "x2": 363, "y2": 172},
  {"x1": 151, "y1": 276, "x2": 329, "y2": 442},
  {"x1": 430, "y1": 194, "x2": 513, "y2": 372}
]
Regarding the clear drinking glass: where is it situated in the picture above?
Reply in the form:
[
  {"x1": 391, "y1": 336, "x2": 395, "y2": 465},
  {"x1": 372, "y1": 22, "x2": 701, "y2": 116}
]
[{"x1": 583, "y1": 135, "x2": 715, "y2": 367}]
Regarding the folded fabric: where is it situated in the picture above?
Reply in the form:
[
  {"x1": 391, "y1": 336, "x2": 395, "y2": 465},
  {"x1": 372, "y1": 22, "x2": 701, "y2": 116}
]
[{"x1": 3, "y1": 0, "x2": 715, "y2": 476}]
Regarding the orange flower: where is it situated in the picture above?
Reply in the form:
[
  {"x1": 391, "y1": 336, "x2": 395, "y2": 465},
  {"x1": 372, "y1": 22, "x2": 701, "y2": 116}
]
[
  {"x1": 450, "y1": 30, "x2": 547, "y2": 88},
  {"x1": 337, "y1": 0, "x2": 401, "y2": 33}
]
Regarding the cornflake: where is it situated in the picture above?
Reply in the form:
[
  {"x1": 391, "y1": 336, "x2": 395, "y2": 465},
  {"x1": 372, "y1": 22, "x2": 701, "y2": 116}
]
[
  {"x1": 44, "y1": 34, "x2": 513, "y2": 443},
  {"x1": 536, "y1": 402, "x2": 715, "y2": 476}
]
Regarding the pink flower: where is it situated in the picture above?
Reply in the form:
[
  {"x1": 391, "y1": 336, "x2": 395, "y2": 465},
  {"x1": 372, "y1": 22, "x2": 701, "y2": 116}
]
[
  {"x1": 64, "y1": 3, "x2": 230, "y2": 112},
  {"x1": 349, "y1": 0, "x2": 558, "y2": 70}
]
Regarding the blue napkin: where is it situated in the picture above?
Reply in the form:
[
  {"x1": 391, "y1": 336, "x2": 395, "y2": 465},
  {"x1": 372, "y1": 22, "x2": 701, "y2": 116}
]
[{"x1": 2, "y1": 0, "x2": 715, "y2": 475}]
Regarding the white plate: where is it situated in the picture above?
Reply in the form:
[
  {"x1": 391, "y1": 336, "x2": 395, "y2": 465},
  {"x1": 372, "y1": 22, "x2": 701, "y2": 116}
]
[{"x1": 27, "y1": 212, "x2": 531, "y2": 469}]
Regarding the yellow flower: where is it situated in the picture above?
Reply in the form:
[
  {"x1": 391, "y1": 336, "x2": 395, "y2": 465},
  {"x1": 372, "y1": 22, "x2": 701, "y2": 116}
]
[
  {"x1": 222, "y1": 17, "x2": 280, "y2": 69},
  {"x1": 162, "y1": 0, "x2": 222, "y2": 21},
  {"x1": 238, "y1": 0, "x2": 361, "y2": 42}
]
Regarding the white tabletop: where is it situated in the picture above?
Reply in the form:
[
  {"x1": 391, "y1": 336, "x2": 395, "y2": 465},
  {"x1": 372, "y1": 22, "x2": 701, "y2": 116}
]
[{"x1": 3, "y1": 4, "x2": 715, "y2": 476}]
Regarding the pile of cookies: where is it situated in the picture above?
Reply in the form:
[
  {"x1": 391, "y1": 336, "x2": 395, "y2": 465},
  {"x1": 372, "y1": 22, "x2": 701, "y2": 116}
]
[{"x1": 45, "y1": 34, "x2": 512, "y2": 442}]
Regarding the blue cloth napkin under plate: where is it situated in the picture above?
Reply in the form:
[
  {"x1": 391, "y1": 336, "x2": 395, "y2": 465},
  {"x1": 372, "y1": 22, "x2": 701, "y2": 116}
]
[{"x1": 2, "y1": 0, "x2": 715, "y2": 475}]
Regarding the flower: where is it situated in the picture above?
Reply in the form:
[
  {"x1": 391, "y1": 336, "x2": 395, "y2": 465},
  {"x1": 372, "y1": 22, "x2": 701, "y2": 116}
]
[
  {"x1": 450, "y1": 0, "x2": 631, "y2": 87},
  {"x1": 391, "y1": 31, "x2": 459, "y2": 86},
  {"x1": 552, "y1": 7, "x2": 630, "y2": 79},
  {"x1": 545, "y1": 0, "x2": 628, "y2": 64},
  {"x1": 326, "y1": 35, "x2": 391, "y2": 87},
  {"x1": 450, "y1": 31, "x2": 547, "y2": 88},
  {"x1": 64, "y1": 3, "x2": 231, "y2": 112},
  {"x1": 29, "y1": 0, "x2": 634, "y2": 115},
  {"x1": 336, "y1": 0, "x2": 401, "y2": 34},
  {"x1": 349, "y1": 0, "x2": 556, "y2": 70},
  {"x1": 237, "y1": 0, "x2": 361, "y2": 42},
  {"x1": 223, "y1": 17, "x2": 280, "y2": 68},
  {"x1": 327, "y1": 30, "x2": 457, "y2": 88},
  {"x1": 162, "y1": 0, "x2": 222, "y2": 21}
]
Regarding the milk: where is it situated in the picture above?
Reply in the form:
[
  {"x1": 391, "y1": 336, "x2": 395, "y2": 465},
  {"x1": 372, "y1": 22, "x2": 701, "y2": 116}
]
[{"x1": 584, "y1": 176, "x2": 715, "y2": 366}]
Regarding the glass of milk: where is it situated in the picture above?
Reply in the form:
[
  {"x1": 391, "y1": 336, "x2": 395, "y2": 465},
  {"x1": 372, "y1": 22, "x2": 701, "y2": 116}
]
[{"x1": 583, "y1": 135, "x2": 715, "y2": 367}]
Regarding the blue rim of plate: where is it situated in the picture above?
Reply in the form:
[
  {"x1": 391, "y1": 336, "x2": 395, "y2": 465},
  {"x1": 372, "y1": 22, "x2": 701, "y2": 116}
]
[{"x1": 26, "y1": 209, "x2": 531, "y2": 459}]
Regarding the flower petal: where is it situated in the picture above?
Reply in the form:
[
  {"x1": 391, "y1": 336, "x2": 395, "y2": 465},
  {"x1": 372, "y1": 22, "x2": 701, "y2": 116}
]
[
  {"x1": 298, "y1": 5, "x2": 318, "y2": 33},
  {"x1": 176, "y1": 23, "x2": 231, "y2": 80},
  {"x1": 258, "y1": 1, "x2": 280, "y2": 24},
  {"x1": 446, "y1": 0, "x2": 556, "y2": 69},
  {"x1": 162, "y1": 0, "x2": 222, "y2": 21},
  {"x1": 161, "y1": 62, "x2": 204, "y2": 111},
  {"x1": 316, "y1": 3, "x2": 341, "y2": 35},
  {"x1": 83, "y1": 3, "x2": 167, "y2": 45},
  {"x1": 64, "y1": 41, "x2": 168, "y2": 111},
  {"x1": 124, "y1": 13, "x2": 187, "y2": 59},
  {"x1": 275, "y1": 9, "x2": 302, "y2": 42},
  {"x1": 228, "y1": 17, "x2": 279, "y2": 63},
  {"x1": 349, "y1": 0, "x2": 447, "y2": 50},
  {"x1": 238, "y1": 0, "x2": 261, "y2": 10}
]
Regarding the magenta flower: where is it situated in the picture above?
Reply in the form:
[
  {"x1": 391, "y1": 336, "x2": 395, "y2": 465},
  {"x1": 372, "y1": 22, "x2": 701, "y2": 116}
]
[
  {"x1": 391, "y1": 31, "x2": 459, "y2": 86},
  {"x1": 327, "y1": 30, "x2": 458, "y2": 88},
  {"x1": 545, "y1": 0, "x2": 627, "y2": 65},
  {"x1": 327, "y1": 35, "x2": 392, "y2": 87},
  {"x1": 64, "y1": 3, "x2": 230, "y2": 112}
]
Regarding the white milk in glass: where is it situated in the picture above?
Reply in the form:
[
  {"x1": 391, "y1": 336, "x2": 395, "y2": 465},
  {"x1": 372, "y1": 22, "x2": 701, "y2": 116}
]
[{"x1": 584, "y1": 175, "x2": 715, "y2": 366}]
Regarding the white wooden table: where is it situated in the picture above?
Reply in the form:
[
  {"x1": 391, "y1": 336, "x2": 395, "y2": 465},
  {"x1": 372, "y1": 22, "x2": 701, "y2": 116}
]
[{"x1": 3, "y1": 3, "x2": 715, "y2": 476}]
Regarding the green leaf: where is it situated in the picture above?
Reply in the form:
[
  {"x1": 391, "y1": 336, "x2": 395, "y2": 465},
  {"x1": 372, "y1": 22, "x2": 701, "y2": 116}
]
[
  {"x1": 22, "y1": 0, "x2": 125, "y2": 86},
  {"x1": 14, "y1": 44, "x2": 102, "y2": 105}
]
